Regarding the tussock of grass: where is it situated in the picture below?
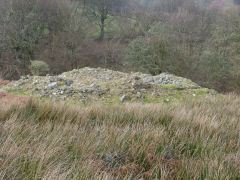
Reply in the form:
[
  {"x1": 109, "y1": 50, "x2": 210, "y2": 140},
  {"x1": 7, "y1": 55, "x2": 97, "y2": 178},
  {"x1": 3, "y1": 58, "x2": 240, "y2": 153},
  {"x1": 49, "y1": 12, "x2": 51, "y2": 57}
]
[{"x1": 0, "y1": 95, "x2": 240, "y2": 179}]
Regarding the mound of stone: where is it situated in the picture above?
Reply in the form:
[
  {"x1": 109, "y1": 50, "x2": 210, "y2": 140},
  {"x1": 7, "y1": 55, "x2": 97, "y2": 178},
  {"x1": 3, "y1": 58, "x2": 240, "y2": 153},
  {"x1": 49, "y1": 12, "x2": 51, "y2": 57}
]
[{"x1": 5, "y1": 67, "x2": 216, "y2": 104}]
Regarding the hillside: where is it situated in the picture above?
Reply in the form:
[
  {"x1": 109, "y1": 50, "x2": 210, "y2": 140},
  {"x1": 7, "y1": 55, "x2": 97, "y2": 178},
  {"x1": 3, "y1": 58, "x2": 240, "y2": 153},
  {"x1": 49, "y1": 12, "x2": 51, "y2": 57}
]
[
  {"x1": 0, "y1": 92, "x2": 239, "y2": 179},
  {"x1": 0, "y1": 69, "x2": 240, "y2": 179},
  {"x1": 1, "y1": 0, "x2": 240, "y2": 179}
]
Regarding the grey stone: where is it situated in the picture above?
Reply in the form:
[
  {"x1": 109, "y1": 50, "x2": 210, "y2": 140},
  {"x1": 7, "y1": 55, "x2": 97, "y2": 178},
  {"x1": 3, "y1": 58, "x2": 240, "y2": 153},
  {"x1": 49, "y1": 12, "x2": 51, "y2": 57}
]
[
  {"x1": 97, "y1": 90, "x2": 105, "y2": 96},
  {"x1": 20, "y1": 76, "x2": 28, "y2": 80},
  {"x1": 57, "y1": 77, "x2": 65, "y2": 81},
  {"x1": 90, "y1": 83, "x2": 100, "y2": 89},
  {"x1": 65, "y1": 80, "x2": 73, "y2": 86},
  {"x1": 195, "y1": 85, "x2": 201, "y2": 89},
  {"x1": 48, "y1": 82, "x2": 58, "y2": 89},
  {"x1": 14, "y1": 81, "x2": 24, "y2": 87},
  {"x1": 143, "y1": 76, "x2": 154, "y2": 83},
  {"x1": 49, "y1": 76, "x2": 56, "y2": 82},
  {"x1": 133, "y1": 76, "x2": 141, "y2": 80},
  {"x1": 120, "y1": 95, "x2": 131, "y2": 102},
  {"x1": 140, "y1": 89, "x2": 147, "y2": 93},
  {"x1": 154, "y1": 78, "x2": 163, "y2": 84},
  {"x1": 79, "y1": 88, "x2": 89, "y2": 93},
  {"x1": 173, "y1": 81, "x2": 181, "y2": 85}
]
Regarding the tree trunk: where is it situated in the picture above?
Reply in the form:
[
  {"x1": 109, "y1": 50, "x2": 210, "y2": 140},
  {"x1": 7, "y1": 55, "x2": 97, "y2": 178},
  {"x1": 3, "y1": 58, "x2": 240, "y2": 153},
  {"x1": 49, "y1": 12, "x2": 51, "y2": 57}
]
[{"x1": 99, "y1": 15, "x2": 105, "y2": 41}]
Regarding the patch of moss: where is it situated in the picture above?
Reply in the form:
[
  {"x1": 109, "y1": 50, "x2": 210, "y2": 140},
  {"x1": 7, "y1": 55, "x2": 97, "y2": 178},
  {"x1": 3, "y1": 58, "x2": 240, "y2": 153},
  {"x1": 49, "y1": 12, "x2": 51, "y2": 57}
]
[
  {"x1": 193, "y1": 88, "x2": 210, "y2": 95},
  {"x1": 159, "y1": 84, "x2": 180, "y2": 89},
  {"x1": 169, "y1": 91, "x2": 184, "y2": 101},
  {"x1": 63, "y1": 72, "x2": 71, "y2": 77}
]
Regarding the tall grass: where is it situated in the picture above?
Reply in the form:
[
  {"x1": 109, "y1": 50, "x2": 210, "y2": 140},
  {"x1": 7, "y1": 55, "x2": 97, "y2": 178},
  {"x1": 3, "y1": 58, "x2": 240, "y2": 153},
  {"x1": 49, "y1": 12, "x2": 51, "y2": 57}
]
[{"x1": 0, "y1": 95, "x2": 240, "y2": 179}]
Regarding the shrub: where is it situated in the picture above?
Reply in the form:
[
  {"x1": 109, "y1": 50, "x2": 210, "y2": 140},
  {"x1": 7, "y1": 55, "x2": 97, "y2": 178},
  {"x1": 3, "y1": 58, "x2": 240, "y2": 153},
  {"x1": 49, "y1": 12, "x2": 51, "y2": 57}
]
[
  {"x1": 125, "y1": 23, "x2": 188, "y2": 76},
  {"x1": 30, "y1": 61, "x2": 50, "y2": 76}
]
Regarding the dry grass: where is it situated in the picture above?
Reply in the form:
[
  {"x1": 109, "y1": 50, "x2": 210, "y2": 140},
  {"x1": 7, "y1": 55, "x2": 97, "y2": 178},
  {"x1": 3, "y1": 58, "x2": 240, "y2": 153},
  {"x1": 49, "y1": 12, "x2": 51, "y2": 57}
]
[
  {"x1": 0, "y1": 94, "x2": 240, "y2": 179},
  {"x1": 0, "y1": 90, "x2": 30, "y2": 111}
]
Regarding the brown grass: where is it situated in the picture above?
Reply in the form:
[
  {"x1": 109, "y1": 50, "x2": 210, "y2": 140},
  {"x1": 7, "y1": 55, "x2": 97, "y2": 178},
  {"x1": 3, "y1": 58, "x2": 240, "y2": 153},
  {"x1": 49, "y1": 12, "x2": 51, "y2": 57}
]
[
  {"x1": 0, "y1": 78, "x2": 10, "y2": 86},
  {"x1": 0, "y1": 94, "x2": 239, "y2": 179},
  {"x1": 0, "y1": 90, "x2": 30, "y2": 111}
]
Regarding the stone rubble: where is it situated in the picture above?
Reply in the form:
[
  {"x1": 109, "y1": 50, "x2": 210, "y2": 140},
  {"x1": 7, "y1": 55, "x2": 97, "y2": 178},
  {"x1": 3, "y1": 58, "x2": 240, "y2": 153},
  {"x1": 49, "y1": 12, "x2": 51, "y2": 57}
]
[{"x1": 5, "y1": 67, "x2": 216, "y2": 104}]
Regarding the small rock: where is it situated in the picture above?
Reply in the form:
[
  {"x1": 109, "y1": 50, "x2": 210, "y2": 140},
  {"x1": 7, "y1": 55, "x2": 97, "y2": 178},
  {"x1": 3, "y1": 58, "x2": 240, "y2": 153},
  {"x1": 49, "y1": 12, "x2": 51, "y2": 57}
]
[
  {"x1": 65, "y1": 80, "x2": 73, "y2": 86},
  {"x1": 97, "y1": 90, "x2": 105, "y2": 96},
  {"x1": 154, "y1": 78, "x2": 163, "y2": 84},
  {"x1": 90, "y1": 83, "x2": 99, "y2": 89},
  {"x1": 140, "y1": 89, "x2": 147, "y2": 93},
  {"x1": 120, "y1": 95, "x2": 131, "y2": 102},
  {"x1": 173, "y1": 81, "x2": 181, "y2": 85},
  {"x1": 14, "y1": 81, "x2": 24, "y2": 87},
  {"x1": 20, "y1": 76, "x2": 28, "y2": 80},
  {"x1": 57, "y1": 77, "x2": 65, "y2": 81},
  {"x1": 48, "y1": 82, "x2": 58, "y2": 89},
  {"x1": 133, "y1": 76, "x2": 141, "y2": 80},
  {"x1": 79, "y1": 88, "x2": 89, "y2": 93},
  {"x1": 143, "y1": 76, "x2": 154, "y2": 83},
  {"x1": 62, "y1": 96, "x2": 66, "y2": 101},
  {"x1": 49, "y1": 76, "x2": 56, "y2": 82},
  {"x1": 165, "y1": 98, "x2": 170, "y2": 102}
]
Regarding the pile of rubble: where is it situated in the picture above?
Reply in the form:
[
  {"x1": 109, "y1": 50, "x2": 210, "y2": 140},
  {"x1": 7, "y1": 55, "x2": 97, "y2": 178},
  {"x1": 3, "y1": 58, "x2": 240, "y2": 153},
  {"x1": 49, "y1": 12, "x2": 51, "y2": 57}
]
[{"x1": 5, "y1": 67, "x2": 216, "y2": 104}]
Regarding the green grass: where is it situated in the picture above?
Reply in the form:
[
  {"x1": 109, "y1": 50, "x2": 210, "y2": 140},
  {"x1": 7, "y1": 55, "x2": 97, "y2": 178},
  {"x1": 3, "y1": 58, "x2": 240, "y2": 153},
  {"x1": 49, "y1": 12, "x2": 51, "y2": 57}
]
[
  {"x1": 4, "y1": 88, "x2": 31, "y2": 96},
  {"x1": 159, "y1": 84, "x2": 180, "y2": 89},
  {"x1": 0, "y1": 94, "x2": 239, "y2": 179},
  {"x1": 193, "y1": 88, "x2": 212, "y2": 95}
]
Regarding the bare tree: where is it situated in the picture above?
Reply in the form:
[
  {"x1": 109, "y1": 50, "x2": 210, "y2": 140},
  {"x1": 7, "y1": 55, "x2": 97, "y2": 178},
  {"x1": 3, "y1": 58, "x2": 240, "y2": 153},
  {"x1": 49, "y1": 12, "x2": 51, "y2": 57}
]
[{"x1": 82, "y1": 0, "x2": 127, "y2": 40}]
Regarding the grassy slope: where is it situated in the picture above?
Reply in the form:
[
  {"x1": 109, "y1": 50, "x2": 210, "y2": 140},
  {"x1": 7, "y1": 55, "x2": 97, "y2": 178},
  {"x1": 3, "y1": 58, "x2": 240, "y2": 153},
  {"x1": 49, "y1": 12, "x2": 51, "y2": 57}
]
[{"x1": 0, "y1": 94, "x2": 239, "y2": 179}]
